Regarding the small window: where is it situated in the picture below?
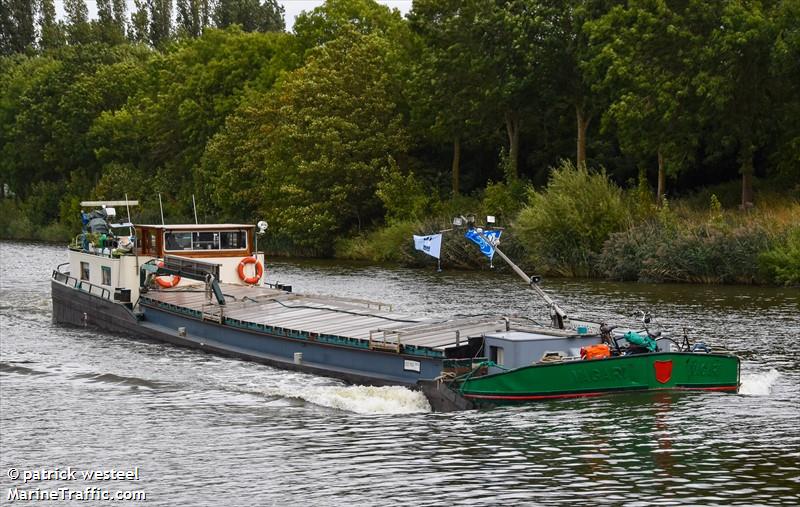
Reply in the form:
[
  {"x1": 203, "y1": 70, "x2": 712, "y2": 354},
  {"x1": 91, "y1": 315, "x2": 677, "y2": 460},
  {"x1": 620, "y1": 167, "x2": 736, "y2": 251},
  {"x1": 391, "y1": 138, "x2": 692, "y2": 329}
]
[
  {"x1": 101, "y1": 266, "x2": 111, "y2": 286},
  {"x1": 220, "y1": 230, "x2": 247, "y2": 250},
  {"x1": 192, "y1": 231, "x2": 219, "y2": 250},
  {"x1": 80, "y1": 262, "x2": 90, "y2": 281},
  {"x1": 490, "y1": 346, "x2": 504, "y2": 366},
  {"x1": 165, "y1": 232, "x2": 193, "y2": 251}
]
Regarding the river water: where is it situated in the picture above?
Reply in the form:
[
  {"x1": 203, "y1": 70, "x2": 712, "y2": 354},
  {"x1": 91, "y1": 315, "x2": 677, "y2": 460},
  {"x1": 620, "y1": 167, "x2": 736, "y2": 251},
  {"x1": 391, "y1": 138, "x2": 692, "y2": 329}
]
[{"x1": 1, "y1": 240, "x2": 798, "y2": 505}]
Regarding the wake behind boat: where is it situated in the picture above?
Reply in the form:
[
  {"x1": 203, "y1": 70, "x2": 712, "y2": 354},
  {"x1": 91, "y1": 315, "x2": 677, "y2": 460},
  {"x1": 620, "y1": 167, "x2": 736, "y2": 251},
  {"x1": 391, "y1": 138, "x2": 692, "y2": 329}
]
[{"x1": 51, "y1": 200, "x2": 740, "y2": 411}]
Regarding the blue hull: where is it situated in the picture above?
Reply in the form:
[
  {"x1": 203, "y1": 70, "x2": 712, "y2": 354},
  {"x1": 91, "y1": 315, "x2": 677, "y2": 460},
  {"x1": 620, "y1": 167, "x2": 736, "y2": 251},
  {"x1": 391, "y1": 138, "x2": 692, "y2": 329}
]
[{"x1": 52, "y1": 280, "x2": 442, "y2": 387}]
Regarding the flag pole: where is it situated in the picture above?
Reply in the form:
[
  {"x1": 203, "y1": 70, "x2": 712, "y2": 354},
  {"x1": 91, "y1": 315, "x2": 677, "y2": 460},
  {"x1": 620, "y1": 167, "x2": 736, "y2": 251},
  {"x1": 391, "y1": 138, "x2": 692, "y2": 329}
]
[{"x1": 477, "y1": 230, "x2": 568, "y2": 329}]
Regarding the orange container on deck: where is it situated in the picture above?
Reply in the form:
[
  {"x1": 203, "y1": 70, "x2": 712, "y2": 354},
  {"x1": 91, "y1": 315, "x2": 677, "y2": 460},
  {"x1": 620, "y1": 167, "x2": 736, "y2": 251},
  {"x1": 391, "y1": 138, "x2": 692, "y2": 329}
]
[{"x1": 580, "y1": 343, "x2": 611, "y2": 360}]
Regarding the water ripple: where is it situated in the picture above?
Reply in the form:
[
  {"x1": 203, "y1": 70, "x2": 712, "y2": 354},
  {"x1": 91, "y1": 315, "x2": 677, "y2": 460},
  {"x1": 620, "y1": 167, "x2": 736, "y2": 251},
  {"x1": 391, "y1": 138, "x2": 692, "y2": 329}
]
[{"x1": 1, "y1": 241, "x2": 798, "y2": 506}]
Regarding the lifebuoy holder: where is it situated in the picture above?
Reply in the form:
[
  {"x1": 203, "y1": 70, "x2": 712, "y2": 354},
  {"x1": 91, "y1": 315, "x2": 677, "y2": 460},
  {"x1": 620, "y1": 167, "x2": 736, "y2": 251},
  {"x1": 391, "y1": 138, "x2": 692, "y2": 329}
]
[
  {"x1": 238, "y1": 257, "x2": 264, "y2": 285},
  {"x1": 155, "y1": 261, "x2": 181, "y2": 288}
]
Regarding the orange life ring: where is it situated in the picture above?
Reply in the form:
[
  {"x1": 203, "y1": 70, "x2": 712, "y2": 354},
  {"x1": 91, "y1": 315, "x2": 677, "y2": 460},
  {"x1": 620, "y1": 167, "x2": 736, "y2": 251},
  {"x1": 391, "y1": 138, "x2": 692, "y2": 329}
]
[
  {"x1": 237, "y1": 257, "x2": 264, "y2": 285},
  {"x1": 155, "y1": 261, "x2": 181, "y2": 288}
]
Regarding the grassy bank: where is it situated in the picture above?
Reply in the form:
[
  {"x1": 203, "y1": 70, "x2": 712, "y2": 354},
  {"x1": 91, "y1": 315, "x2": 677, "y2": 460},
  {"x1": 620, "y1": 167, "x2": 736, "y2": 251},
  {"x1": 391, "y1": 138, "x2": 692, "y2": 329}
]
[{"x1": 336, "y1": 163, "x2": 800, "y2": 286}]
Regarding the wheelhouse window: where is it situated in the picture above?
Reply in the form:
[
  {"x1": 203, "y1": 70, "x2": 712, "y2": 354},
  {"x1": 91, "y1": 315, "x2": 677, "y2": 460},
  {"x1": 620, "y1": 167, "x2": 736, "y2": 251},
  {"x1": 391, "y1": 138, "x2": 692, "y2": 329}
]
[
  {"x1": 192, "y1": 231, "x2": 219, "y2": 250},
  {"x1": 101, "y1": 266, "x2": 111, "y2": 286},
  {"x1": 80, "y1": 262, "x2": 90, "y2": 281},
  {"x1": 220, "y1": 230, "x2": 246, "y2": 249},
  {"x1": 164, "y1": 230, "x2": 247, "y2": 252},
  {"x1": 164, "y1": 232, "x2": 193, "y2": 251}
]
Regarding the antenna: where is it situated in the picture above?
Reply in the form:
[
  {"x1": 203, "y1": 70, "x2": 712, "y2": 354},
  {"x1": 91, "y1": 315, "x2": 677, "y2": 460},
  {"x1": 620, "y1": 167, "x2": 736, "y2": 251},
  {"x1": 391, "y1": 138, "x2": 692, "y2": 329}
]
[
  {"x1": 158, "y1": 193, "x2": 165, "y2": 225},
  {"x1": 124, "y1": 193, "x2": 132, "y2": 224},
  {"x1": 192, "y1": 194, "x2": 198, "y2": 225}
]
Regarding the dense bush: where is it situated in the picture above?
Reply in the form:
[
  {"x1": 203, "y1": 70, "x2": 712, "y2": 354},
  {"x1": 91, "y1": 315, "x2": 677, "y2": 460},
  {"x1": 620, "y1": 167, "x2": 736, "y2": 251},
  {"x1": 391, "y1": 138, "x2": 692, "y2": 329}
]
[
  {"x1": 515, "y1": 161, "x2": 630, "y2": 276},
  {"x1": 599, "y1": 222, "x2": 773, "y2": 284},
  {"x1": 759, "y1": 227, "x2": 800, "y2": 286},
  {"x1": 598, "y1": 202, "x2": 799, "y2": 284}
]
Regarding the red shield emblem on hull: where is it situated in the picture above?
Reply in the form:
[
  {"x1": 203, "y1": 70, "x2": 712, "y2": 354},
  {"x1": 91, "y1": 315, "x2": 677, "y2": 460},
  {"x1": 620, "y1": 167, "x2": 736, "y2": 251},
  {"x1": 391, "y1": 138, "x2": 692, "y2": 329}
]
[{"x1": 654, "y1": 360, "x2": 673, "y2": 384}]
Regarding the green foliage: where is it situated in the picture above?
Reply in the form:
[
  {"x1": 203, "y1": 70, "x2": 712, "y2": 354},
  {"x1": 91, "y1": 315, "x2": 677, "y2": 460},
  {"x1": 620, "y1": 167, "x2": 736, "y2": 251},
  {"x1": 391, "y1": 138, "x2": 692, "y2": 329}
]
[
  {"x1": 479, "y1": 180, "x2": 527, "y2": 226},
  {"x1": 759, "y1": 227, "x2": 800, "y2": 286},
  {"x1": 516, "y1": 160, "x2": 630, "y2": 276},
  {"x1": 335, "y1": 220, "x2": 418, "y2": 263},
  {"x1": 212, "y1": 0, "x2": 284, "y2": 33},
  {"x1": 293, "y1": 0, "x2": 407, "y2": 57},
  {"x1": 598, "y1": 219, "x2": 774, "y2": 284},
  {"x1": 0, "y1": 200, "x2": 34, "y2": 239},
  {"x1": 0, "y1": 0, "x2": 798, "y2": 287},
  {"x1": 376, "y1": 161, "x2": 432, "y2": 224},
  {"x1": 203, "y1": 28, "x2": 409, "y2": 255},
  {"x1": 598, "y1": 204, "x2": 800, "y2": 284}
]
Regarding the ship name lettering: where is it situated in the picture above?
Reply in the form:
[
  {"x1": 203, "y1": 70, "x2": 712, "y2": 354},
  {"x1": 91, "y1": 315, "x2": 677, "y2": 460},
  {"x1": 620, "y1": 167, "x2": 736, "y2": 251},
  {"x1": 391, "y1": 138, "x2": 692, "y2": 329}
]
[
  {"x1": 572, "y1": 366, "x2": 626, "y2": 384},
  {"x1": 688, "y1": 360, "x2": 719, "y2": 378}
]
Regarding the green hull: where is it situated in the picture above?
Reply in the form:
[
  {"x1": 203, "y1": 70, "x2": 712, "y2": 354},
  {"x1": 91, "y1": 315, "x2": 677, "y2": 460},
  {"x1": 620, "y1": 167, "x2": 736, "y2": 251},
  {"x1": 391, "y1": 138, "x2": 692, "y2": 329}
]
[{"x1": 457, "y1": 352, "x2": 740, "y2": 406}]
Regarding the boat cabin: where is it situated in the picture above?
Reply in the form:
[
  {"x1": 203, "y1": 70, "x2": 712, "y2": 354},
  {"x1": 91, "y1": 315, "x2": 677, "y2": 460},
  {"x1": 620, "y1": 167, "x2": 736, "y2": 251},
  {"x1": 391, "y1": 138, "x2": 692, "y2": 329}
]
[
  {"x1": 134, "y1": 224, "x2": 254, "y2": 259},
  {"x1": 61, "y1": 201, "x2": 265, "y2": 306}
]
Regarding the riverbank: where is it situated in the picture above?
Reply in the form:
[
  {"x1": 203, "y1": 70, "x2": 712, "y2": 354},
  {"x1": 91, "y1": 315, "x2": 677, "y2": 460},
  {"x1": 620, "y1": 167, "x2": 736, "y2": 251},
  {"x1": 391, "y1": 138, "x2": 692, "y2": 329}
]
[
  {"x1": 336, "y1": 168, "x2": 800, "y2": 287},
  {"x1": 2, "y1": 168, "x2": 798, "y2": 287}
]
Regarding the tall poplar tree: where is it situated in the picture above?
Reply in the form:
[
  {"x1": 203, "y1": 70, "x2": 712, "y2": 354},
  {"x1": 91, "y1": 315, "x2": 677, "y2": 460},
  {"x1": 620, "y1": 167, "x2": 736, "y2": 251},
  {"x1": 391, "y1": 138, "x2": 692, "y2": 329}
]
[
  {"x1": 38, "y1": 0, "x2": 64, "y2": 50},
  {"x1": 96, "y1": 0, "x2": 125, "y2": 44},
  {"x1": 148, "y1": 0, "x2": 173, "y2": 48},
  {"x1": 65, "y1": 0, "x2": 91, "y2": 45},
  {"x1": 212, "y1": 0, "x2": 284, "y2": 32},
  {"x1": 177, "y1": 0, "x2": 210, "y2": 38},
  {"x1": 1, "y1": 0, "x2": 36, "y2": 54},
  {"x1": 130, "y1": 0, "x2": 150, "y2": 44}
]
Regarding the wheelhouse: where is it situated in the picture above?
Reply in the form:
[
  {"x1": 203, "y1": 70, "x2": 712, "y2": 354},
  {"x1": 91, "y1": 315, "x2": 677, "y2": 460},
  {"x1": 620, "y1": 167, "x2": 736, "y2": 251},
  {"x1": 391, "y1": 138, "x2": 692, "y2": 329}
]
[{"x1": 135, "y1": 224, "x2": 255, "y2": 259}]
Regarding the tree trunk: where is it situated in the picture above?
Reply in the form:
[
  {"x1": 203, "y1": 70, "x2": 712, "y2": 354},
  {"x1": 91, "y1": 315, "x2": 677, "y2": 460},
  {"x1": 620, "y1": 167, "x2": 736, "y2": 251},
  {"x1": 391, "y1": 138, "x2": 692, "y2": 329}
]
[
  {"x1": 656, "y1": 150, "x2": 666, "y2": 206},
  {"x1": 505, "y1": 110, "x2": 520, "y2": 181},
  {"x1": 740, "y1": 144, "x2": 755, "y2": 208},
  {"x1": 576, "y1": 106, "x2": 591, "y2": 168},
  {"x1": 451, "y1": 137, "x2": 460, "y2": 196}
]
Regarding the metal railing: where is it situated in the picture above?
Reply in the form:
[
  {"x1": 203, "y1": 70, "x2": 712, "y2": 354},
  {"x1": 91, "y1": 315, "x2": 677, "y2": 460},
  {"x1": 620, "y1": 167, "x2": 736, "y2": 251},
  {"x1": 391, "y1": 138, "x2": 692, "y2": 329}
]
[{"x1": 52, "y1": 270, "x2": 111, "y2": 300}]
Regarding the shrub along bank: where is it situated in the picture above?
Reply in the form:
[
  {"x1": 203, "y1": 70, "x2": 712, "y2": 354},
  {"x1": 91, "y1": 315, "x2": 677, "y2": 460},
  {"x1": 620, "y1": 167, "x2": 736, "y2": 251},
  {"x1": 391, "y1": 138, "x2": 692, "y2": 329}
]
[{"x1": 338, "y1": 162, "x2": 800, "y2": 287}]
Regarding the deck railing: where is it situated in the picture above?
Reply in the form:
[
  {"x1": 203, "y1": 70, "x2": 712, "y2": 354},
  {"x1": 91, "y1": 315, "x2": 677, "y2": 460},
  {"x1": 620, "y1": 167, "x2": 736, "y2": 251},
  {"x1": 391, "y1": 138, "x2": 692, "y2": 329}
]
[{"x1": 52, "y1": 270, "x2": 111, "y2": 300}]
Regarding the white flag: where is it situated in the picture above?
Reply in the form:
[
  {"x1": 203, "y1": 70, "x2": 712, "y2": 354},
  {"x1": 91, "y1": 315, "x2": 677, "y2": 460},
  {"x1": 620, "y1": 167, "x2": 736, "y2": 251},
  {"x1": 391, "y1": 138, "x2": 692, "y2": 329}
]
[{"x1": 413, "y1": 234, "x2": 442, "y2": 259}]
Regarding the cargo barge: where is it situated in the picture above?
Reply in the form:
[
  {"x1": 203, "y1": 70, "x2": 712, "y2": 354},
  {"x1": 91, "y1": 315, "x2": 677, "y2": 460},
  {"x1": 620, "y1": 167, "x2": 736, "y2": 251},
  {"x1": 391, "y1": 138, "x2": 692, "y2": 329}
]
[{"x1": 51, "y1": 201, "x2": 741, "y2": 411}]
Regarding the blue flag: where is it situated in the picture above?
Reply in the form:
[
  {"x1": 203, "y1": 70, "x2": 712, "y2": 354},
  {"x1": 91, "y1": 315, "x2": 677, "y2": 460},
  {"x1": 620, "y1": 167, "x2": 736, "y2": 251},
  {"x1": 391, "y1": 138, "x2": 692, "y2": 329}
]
[{"x1": 465, "y1": 229, "x2": 502, "y2": 260}]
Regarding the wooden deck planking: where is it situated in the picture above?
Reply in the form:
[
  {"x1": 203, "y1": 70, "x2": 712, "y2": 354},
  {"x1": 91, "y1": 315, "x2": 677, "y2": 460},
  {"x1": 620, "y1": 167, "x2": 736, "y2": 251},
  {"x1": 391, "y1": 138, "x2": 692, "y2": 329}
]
[{"x1": 147, "y1": 284, "x2": 506, "y2": 349}]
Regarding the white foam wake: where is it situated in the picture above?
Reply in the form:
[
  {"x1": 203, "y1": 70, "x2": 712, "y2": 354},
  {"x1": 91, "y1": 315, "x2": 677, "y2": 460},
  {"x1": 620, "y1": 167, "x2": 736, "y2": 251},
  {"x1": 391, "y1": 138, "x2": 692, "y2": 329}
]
[
  {"x1": 266, "y1": 383, "x2": 432, "y2": 414},
  {"x1": 739, "y1": 368, "x2": 780, "y2": 396}
]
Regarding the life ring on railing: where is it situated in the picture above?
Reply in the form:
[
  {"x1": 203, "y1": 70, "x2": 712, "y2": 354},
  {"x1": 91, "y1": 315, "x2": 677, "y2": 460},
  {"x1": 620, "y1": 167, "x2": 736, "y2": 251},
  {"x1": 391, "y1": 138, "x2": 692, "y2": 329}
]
[
  {"x1": 155, "y1": 261, "x2": 181, "y2": 288},
  {"x1": 237, "y1": 257, "x2": 264, "y2": 285}
]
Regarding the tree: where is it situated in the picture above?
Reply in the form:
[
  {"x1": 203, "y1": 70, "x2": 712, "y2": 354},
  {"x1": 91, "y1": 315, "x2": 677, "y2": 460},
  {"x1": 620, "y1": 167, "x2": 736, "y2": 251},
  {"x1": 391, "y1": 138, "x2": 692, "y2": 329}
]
[
  {"x1": 212, "y1": 0, "x2": 284, "y2": 33},
  {"x1": 202, "y1": 29, "x2": 409, "y2": 253},
  {"x1": 588, "y1": 0, "x2": 705, "y2": 203},
  {"x1": 64, "y1": 0, "x2": 91, "y2": 45},
  {"x1": 177, "y1": 0, "x2": 211, "y2": 38},
  {"x1": 408, "y1": 0, "x2": 567, "y2": 182},
  {"x1": 698, "y1": 0, "x2": 780, "y2": 207},
  {"x1": 149, "y1": 0, "x2": 173, "y2": 48},
  {"x1": 555, "y1": 0, "x2": 623, "y2": 168},
  {"x1": 130, "y1": 0, "x2": 149, "y2": 44},
  {"x1": 408, "y1": 0, "x2": 488, "y2": 195},
  {"x1": 38, "y1": 0, "x2": 65, "y2": 51},
  {"x1": 92, "y1": 29, "x2": 292, "y2": 219},
  {"x1": 95, "y1": 0, "x2": 125, "y2": 44},
  {"x1": 1, "y1": 0, "x2": 36, "y2": 54},
  {"x1": 293, "y1": 0, "x2": 404, "y2": 55},
  {"x1": 770, "y1": 0, "x2": 800, "y2": 184}
]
